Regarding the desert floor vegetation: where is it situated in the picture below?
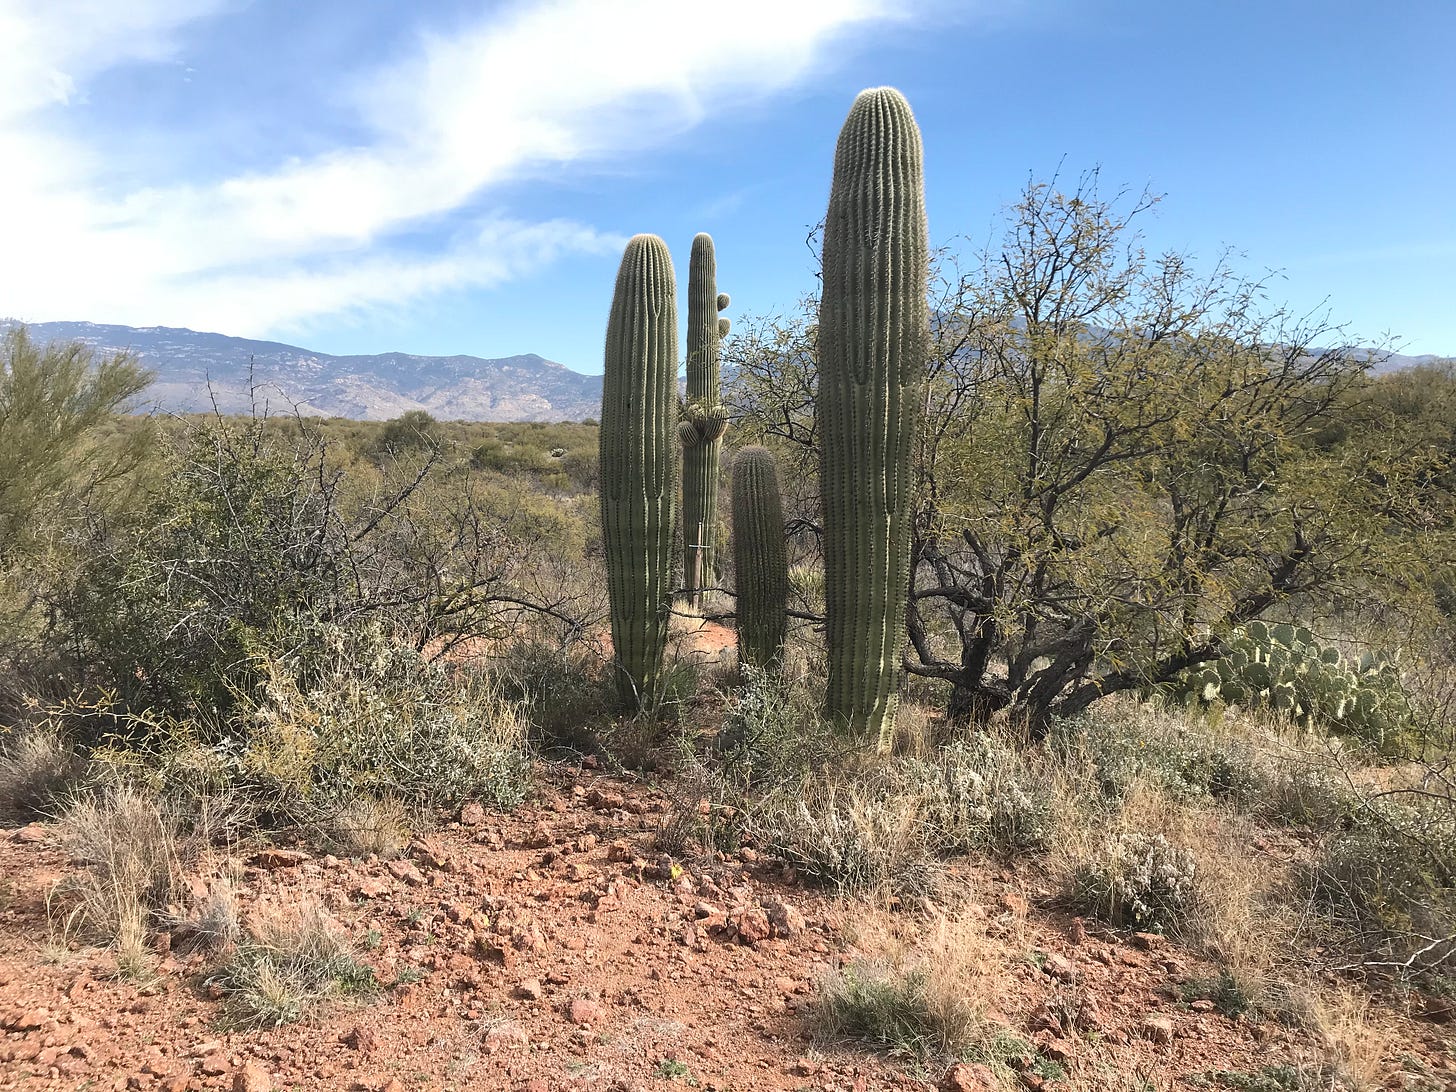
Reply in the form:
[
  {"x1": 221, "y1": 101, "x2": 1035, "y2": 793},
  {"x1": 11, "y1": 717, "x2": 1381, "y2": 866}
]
[{"x1": 1, "y1": 160, "x2": 1454, "y2": 1087}]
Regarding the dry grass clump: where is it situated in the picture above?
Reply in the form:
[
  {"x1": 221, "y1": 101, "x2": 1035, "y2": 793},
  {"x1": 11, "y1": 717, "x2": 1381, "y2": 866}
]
[
  {"x1": 1053, "y1": 781, "x2": 1305, "y2": 1019},
  {"x1": 53, "y1": 785, "x2": 195, "y2": 975},
  {"x1": 755, "y1": 773, "x2": 940, "y2": 900},
  {"x1": 165, "y1": 876, "x2": 241, "y2": 955},
  {"x1": 312, "y1": 795, "x2": 411, "y2": 859},
  {"x1": 210, "y1": 899, "x2": 376, "y2": 1028},
  {"x1": 1310, "y1": 990, "x2": 1394, "y2": 1092},
  {"x1": 814, "y1": 908, "x2": 1030, "y2": 1073},
  {"x1": 0, "y1": 722, "x2": 84, "y2": 818}
]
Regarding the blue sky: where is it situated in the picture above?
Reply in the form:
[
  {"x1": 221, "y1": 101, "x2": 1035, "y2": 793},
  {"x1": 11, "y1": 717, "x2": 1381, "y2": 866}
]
[{"x1": 2, "y1": 0, "x2": 1452, "y2": 374}]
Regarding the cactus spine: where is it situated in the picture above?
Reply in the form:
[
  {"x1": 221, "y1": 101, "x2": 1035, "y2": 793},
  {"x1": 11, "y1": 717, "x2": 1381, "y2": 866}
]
[
  {"x1": 600, "y1": 235, "x2": 679, "y2": 708},
  {"x1": 681, "y1": 233, "x2": 730, "y2": 610},
  {"x1": 817, "y1": 87, "x2": 929, "y2": 749},
  {"x1": 732, "y1": 447, "x2": 788, "y2": 669}
]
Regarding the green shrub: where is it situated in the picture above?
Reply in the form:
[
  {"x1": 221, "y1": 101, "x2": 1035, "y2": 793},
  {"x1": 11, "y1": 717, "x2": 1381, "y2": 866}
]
[
  {"x1": 754, "y1": 776, "x2": 937, "y2": 897},
  {"x1": 714, "y1": 665, "x2": 835, "y2": 790},
  {"x1": 814, "y1": 958, "x2": 1030, "y2": 1068},
  {"x1": 915, "y1": 734, "x2": 1056, "y2": 857},
  {"x1": 496, "y1": 639, "x2": 614, "y2": 751},
  {"x1": 1068, "y1": 829, "x2": 1198, "y2": 932},
  {"x1": 239, "y1": 623, "x2": 531, "y2": 817},
  {"x1": 1310, "y1": 795, "x2": 1456, "y2": 974}
]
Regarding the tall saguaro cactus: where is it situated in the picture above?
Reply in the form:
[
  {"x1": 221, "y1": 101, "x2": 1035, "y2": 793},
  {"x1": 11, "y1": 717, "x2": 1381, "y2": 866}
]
[
  {"x1": 681, "y1": 233, "x2": 730, "y2": 610},
  {"x1": 732, "y1": 446, "x2": 788, "y2": 669},
  {"x1": 817, "y1": 87, "x2": 929, "y2": 749},
  {"x1": 601, "y1": 234, "x2": 679, "y2": 708}
]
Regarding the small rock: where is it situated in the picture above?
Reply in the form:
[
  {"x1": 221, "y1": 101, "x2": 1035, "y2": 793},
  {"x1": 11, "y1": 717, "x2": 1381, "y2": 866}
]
[
  {"x1": 763, "y1": 899, "x2": 806, "y2": 937},
  {"x1": 1042, "y1": 953, "x2": 1078, "y2": 982},
  {"x1": 1190, "y1": 999, "x2": 1215, "y2": 1013},
  {"x1": 484, "y1": 1021, "x2": 530, "y2": 1052},
  {"x1": 249, "y1": 848, "x2": 309, "y2": 870},
  {"x1": 1141, "y1": 1015, "x2": 1175, "y2": 1045},
  {"x1": 381, "y1": 1081, "x2": 406, "y2": 1092},
  {"x1": 342, "y1": 1026, "x2": 376, "y2": 1054},
  {"x1": 14, "y1": 823, "x2": 46, "y2": 844},
  {"x1": 792, "y1": 1057, "x2": 819, "y2": 1076},
  {"x1": 997, "y1": 891, "x2": 1028, "y2": 917},
  {"x1": 731, "y1": 908, "x2": 772, "y2": 945},
  {"x1": 386, "y1": 859, "x2": 425, "y2": 886},
  {"x1": 459, "y1": 801, "x2": 486, "y2": 826},
  {"x1": 353, "y1": 878, "x2": 391, "y2": 899},
  {"x1": 232, "y1": 1061, "x2": 272, "y2": 1092},
  {"x1": 941, "y1": 1062, "x2": 999, "y2": 1091},
  {"x1": 569, "y1": 997, "x2": 605, "y2": 1026},
  {"x1": 200, "y1": 1052, "x2": 229, "y2": 1076},
  {"x1": 1132, "y1": 931, "x2": 1166, "y2": 951},
  {"x1": 515, "y1": 977, "x2": 543, "y2": 1001},
  {"x1": 5, "y1": 1008, "x2": 47, "y2": 1031},
  {"x1": 1066, "y1": 918, "x2": 1088, "y2": 945}
]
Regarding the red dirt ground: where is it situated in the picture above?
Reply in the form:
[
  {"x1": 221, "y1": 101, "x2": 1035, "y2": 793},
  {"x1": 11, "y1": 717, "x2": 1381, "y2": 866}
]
[{"x1": 2, "y1": 763, "x2": 1453, "y2": 1092}]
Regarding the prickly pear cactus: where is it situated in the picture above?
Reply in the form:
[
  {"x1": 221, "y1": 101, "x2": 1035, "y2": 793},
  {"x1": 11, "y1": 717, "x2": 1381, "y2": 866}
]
[
  {"x1": 817, "y1": 87, "x2": 929, "y2": 749},
  {"x1": 732, "y1": 447, "x2": 788, "y2": 669},
  {"x1": 681, "y1": 233, "x2": 731, "y2": 609},
  {"x1": 601, "y1": 235, "x2": 679, "y2": 708},
  {"x1": 1169, "y1": 622, "x2": 1413, "y2": 748}
]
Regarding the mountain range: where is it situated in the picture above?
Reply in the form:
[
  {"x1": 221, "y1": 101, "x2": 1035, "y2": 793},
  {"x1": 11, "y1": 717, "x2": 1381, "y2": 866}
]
[
  {"x1": 4, "y1": 320, "x2": 1448, "y2": 424},
  {"x1": 4, "y1": 320, "x2": 603, "y2": 422}
]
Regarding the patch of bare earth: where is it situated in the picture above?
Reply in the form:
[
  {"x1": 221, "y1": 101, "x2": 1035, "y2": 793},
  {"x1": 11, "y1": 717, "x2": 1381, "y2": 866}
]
[{"x1": 1, "y1": 765, "x2": 1453, "y2": 1092}]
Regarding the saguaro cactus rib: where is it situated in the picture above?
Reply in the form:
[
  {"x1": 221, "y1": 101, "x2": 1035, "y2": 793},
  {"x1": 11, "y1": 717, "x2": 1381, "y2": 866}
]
[
  {"x1": 600, "y1": 234, "x2": 679, "y2": 708},
  {"x1": 817, "y1": 87, "x2": 929, "y2": 749},
  {"x1": 732, "y1": 446, "x2": 788, "y2": 669}
]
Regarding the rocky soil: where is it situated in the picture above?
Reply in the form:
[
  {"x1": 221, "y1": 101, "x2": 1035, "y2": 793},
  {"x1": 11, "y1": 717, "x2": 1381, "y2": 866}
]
[{"x1": 2, "y1": 762, "x2": 1453, "y2": 1092}]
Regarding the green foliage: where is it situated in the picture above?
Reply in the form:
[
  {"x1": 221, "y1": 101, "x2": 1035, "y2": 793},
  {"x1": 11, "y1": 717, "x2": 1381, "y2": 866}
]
[
  {"x1": 918, "y1": 735, "x2": 1057, "y2": 857},
  {"x1": 814, "y1": 958, "x2": 1030, "y2": 1067},
  {"x1": 375, "y1": 409, "x2": 441, "y2": 456},
  {"x1": 727, "y1": 170, "x2": 1455, "y2": 736},
  {"x1": 1182, "y1": 969, "x2": 1255, "y2": 1019},
  {"x1": 1193, "y1": 1065, "x2": 1315, "y2": 1092},
  {"x1": 0, "y1": 721, "x2": 84, "y2": 818},
  {"x1": 681, "y1": 233, "x2": 730, "y2": 606},
  {"x1": 1170, "y1": 621, "x2": 1415, "y2": 750},
  {"x1": 1049, "y1": 704, "x2": 1356, "y2": 828},
  {"x1": 53, "y1": 411, "x2": 597, "y2": 729},
  {"x1": 817, "y1": 87, "x2": 928, "y2": 750},
  {"x1": 731, "y1": 446, "x2": 788, "y2": 668},
  {"x1": 600, "y1": 234, "x2": 679, "y2": 708},
  {"x1": 1311, "y1": 794, "x2": 1456, "y2": 976},
  {"x1": 0, "y1": 326, "x2": 152, "y2": 562},
  {"x1": 748, "y1": 728, "x2": 1055, "y2": 893},
  {"x1": 495, "y1": 639, "x2": 614, "y2": 751},
  {"x1": 714, "y1": 664, "x2": 835, "y2": 789},
  {"x1": 236, "y1": 623, "x2": 531, "y2": 817}
]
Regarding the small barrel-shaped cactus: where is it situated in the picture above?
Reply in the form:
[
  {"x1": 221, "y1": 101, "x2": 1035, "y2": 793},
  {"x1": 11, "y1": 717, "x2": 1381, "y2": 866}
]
[
  {"x1": 732, "y1": 447, "x2": 788, "y2": 669},
  {"x1": 601, "y1": 234, "x2": 679, "y2": 707},
  {"x1": 817, "y1": 87, "x2": 929, "y2": 749},
  {"x1": 682, "y1": 233, "x2": 728, "y2": 608}
]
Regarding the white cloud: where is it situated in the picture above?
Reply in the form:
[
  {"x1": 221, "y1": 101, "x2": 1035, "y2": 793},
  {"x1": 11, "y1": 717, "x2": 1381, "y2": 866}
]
[{"x1": 0, "y1": 0, "x2": 917, "y2": 336}]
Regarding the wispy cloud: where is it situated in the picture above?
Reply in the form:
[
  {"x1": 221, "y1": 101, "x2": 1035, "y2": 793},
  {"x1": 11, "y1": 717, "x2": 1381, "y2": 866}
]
[{"x1": 0, "y1": 0, "x2": 918, "y2": 336}]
